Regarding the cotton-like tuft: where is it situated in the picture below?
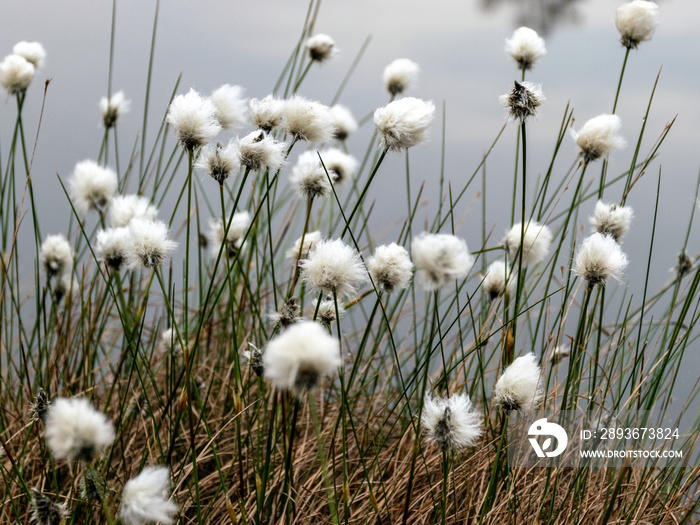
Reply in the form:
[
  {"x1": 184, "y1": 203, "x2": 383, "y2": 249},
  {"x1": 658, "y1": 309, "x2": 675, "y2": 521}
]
[
  {"x1": 503, "y1": 222, "x2": 552, "y2": 267},
  {"x1": 40, "y1": 234, "x2": 73, "y2": 280},
  {"x1": 411, "y1": 232, "x2": 474, "y2": 291},
  {"x1": 0, "y1": 54, "x2": 35, "y2": 94},
  {"x1": 589, "y1": 201, "x2": 633, "y2": 243},
  {"x1": 305, "y1": 33, "x2": 337, "y2": 62},
  {"x1": 572, "y1": 114, "x2": 625, "y2": 164},
  {"x1": 69, "y1": 160, "x2": 118, "y2": 218},
  {"x1": 237, "y1": 130, "x2": 286, "y2": 172},
  {"x1": 374, "y1": 97, "x2": 435, "y2": 151},
  {"x1": 368, "y1": 242, "x2": 413, "y2": 293},
  {"x1": 282, "y1": 95, "x2": 335, "y2": 143},
  {"x1": 300, "y1": 238, "x2": 367, "y2": 298},
  {"x1": 166, "y1": 88, "x2": 221, "y2": 151},
  {"x1": 616, "y1": 1, "x2": 659, "y2": 49},
  {"x1": 100, "y1": 90, "x2": 130, "y2": 129},
  {"x1": 268, "y1": 298, "x2": 301, "y2": 331},
  {"x1": 96, "y1": 227, "x2": 131, "y2": 271},
  {"x1": 45, "y1": 397, "x2": 114, "y2": 462},
  {"x1": 330, "y1": 104, "x2": 358, "y2": 141},
  {"x1": 573, "y1": 232, "x2": 628, "y2": 288},
  {"x1": 120, "y1": 466, "x2": 178, "y2": 525},
  {"x1": 422, "y1": 393, "x2": 482, "y2": 451},
  {"x1": 285, "y1": 230, "x2": 322, "y2": 260},
  {"x1": 482, "y1": 260, "x2": 514, "y2": 300},
  {"x1": 290, "y1": 151, "x2": 332, "y2": 200},
  {"x1": 383, "y1": 58, "x2": 420, "y2": 96},
  {"x1": 207, "y1": 212, "x2": 251, "y2": 258},
  {"x1": 249, "y1": 95, "x2": 286, "y2": 132},
  {"x1": 499, "y1": 81, "x2": 544, "y2": 122},
  {"x1": 550, "y1": 345, "x2": 571, "y2": 364},
  {"x1": 317, "y1": 299, "x2": 344, "y2": 329},
  {"x1": 126, "y1": 218, "x2": 177, "y2": 270},
  {"x1": 319, "y1": 148, "x2": 358, "y2": 185},
  {"x1": 30, "y1": 489, "x2": 70, "y2": 525},
  {"x1": 209, "y1": 84, "x2": 247, "y2": 130},
  {"x1": 109, "y1": 194, "x2": 158, "y2": 228},
  {"x1": 505, "y1": 27, "x2": 546, "y2": 70},
  {"x1": 263, "y1": 321, "x2": 341, "y2": 394},
  {"x1": 196, "y1": 141, "x2": 240, "y2": 185},
  {"x1": 493, "y1": 353, "x2": 543, "y2": 412},
  {"x1": 13, "y1": 41, "x2": 45, "y2": 69}
]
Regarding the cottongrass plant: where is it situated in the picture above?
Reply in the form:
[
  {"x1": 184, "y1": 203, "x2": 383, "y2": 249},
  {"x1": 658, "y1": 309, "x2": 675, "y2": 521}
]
[{"x1": 2, "y1": 2, "x2": 699, "y2": 524}]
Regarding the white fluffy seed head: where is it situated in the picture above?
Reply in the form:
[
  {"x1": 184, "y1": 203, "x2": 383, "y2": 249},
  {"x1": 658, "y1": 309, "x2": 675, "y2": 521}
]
[
  {"x1": 40, "y1": 234, "x2": 73, "y2": 280},
  {"x1": 209, "y1": 84, "x2": 247, "y2": 130},
  {"x1": 383, "y1": 58, "x2": 420, "y2": 96},
  {"x1": 573, "y1": 232, "x2": 628, "y2": 288},
  {"x1": 503, "y1": 222, "x2": 553, "y2": 267},
  {"x1": 286, "y1": 230, "x2": 322, "y2": 260},
  {"x1": 0, "y1": 54, "x2": 35, "y2": 94},
  {"x1": 330, "y1": 104, "x2": 358, "y2": 141},
  {"x1": 109, "y1": 194, "x2": 158, "y2": 228},
  {"x1": 499, "y1": 81, "x2": 544, "y2": 122},
  {"x1": 422, "y1": 393, "x2": 482, "y2": 451},
  {"x1": 45, "y1": 397, "x2": 114, "y2": 462},
  {"x1": 166, "y1": 88, "x2": 221, "y2": 151},
  {"x1": 305, "y1": 33, "x2": 337, "y2": 62},
  {"x1": 100, "y1": 90, "x2": 130, "y2": 128},
  {"x1": 589, "y1": 201, "x2": 633, "y2": 243},
  {"x1": 237, "y1": 130, "x2": 286, "y2": 172},
  {"x1": 249, "y1": 95, "x2": 286, "y2": 132},
  {"x1": 290, "y1": 151, "x2": 332, "y2": 200},
  {"x1": 317, "y1": 299, "x2": 344, "y2": 329},
  {"x1": 368, "y1": 243, "x2": 413, "y2": 294},
  {"x1": 482, "y1": 260, "x2": 514, "y2": 300},
  {"x1": 120, "y1": 466, "x2": 178, "y2": 525},
  {"x1": 126, "y1": 218, "x2": 177, "y2": 270},
  {"x1": 493, "y1": 353, "x2": 543, "y2": 412},
  {"x1": 505, "y1": 27, "x2": 546, "y2": 70},
  {"x1": 282, "y1": 95, "x2": 335, "y2": 143},
  {"x1": 411, "y1": 232, "x2": 474, "y2": 291},
  {"x1": 319, "y1": 148, "x2": 358, "y2": 185},
  {"x1": 69, "y1": 160, "x2": 118, "y2": 218},
  {"x1": 196, "y1": 141, "x2": 240, "y2": 185},
  {"x1": 572, "y1": 114, "x2": 625, "y2": 164},
  {"x1": 616, "y1": 1, "x2": 659, "y2": 49},
  {"x1": 96, "y1": 227, "x2": 131, "y2": 271},
  {"x1": 374, "y1": 97, "x2": 435, "y2": 151},
  {"x1": 208, "y1": 211, "x2": 251, "y2": 258},
  {"x1": 263, "y1": 320, "x2": 341, "y2": 394},
  {"x1": 12, "y1": 41, "x2": 45, "y2": 68},
  {"x1": 551, "y1": 344, "x2": 571, "y2": 364},
  {"x1": 300, "y1": 238, "x2": 367, "y2": 298}
]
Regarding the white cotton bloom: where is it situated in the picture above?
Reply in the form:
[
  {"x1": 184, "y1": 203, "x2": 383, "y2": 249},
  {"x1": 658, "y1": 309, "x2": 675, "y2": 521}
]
[
  {"x1": 282, "y1": 95, "x2": 335, "y2": 143},
  {"x1": 616, "y1": 1, "x2": 659, "y2": 49},
  {"x1": 120, "y1": 466, "x2": 178, "y2": 525},
  {"x1": 550, "y1": 345, "x2": 570, "y2": 364},
  {"x1": 505, "y1": 27, "x2": 546, "y2": 71},
  {"x1": 482, "y1": 260, "x2": 514, "y2": 300},
  {"x1": 109, "y1": 194, "x2": 158, "y2": 228},
  {"x1": 166, "y1": 88, "x2": 221, "y2": 151},
  {"x1": 242, "y1": 343, "x2": 265, "y2": 377},
  {"x1": 100, "y1": 90, "x2": 130, "y2": 129},
  {"x1": 40, "y1": 234, "x2": 73, "y2": 280},
  {"x1": 493, "y1": 353, "x2": 543, "y2": 412},
  {"x1": 69, "y1": 160, "x2": 118, "y2": 217},
  {"x1": 499, "y1": 81, "x2": 544, "y2": 122},
  {"x1": 573, "y1": 232, "x2": 628, "y2": 288},
  {"x1": 30, "y1": 490, "x2": 70, "y2": 525},
  {"x1": 209, "y1": 84, "x2": 247, "y2": 130},
  {"x1": 160, "y1": 327, "x2": 184, "y2": 357},
  {"x1": 589, "y1": 201, "x2": 633, "y2": 243},
  {"x1": 208, "y1": 211, "x2": 251, "y2": 258},
  {"x1": 54, "y1": 272, "x2": 79, "y2": 302},
  {"x1": 317, "y1": 299, "x2": 344, "y2": 329},
  {"x1": 330, "y1": 104, "x2": 358, "y2": 141},
  {"x1": 672, "y1": 251, "x2": 694, "y2": 278},
  {"x1": 290, "y1": 150, "x2": 332, "y2": 200},
  {"x1": 300, "y1": 238, "x2": 367, "y2": 298},
  {"x1": 383, "y1": 58, "x2": 420, "y2": 96},
  {"x1": 411, "y1": 232, "x2": 474, "y2": 291},
  {"x1": 305, "y1": 33, "x2": 337, "y2": 62},
  {"x1": 285, "y1": 230, "x2": 322, "y2": 260},
  {"x1": 126, "y1": 218, "x2": 177, "y2": 270},
  {"x1": 96, "y1": 227, "x2": 130, "y2": 271},
  {"x1": 422, "y1": 393, "x2": 482, "y2": 451},
  {"x1": 268, "y1": 298, "x2": 301, "y2": 331},
  {"x1": 572, "y1": 114, "x2": 625, "y2": 164},
  {"x1": 503, "y1": 221, "x2": 553, "y2": 267},
  {"x1": 0, "y1": 54, "x2": 35, "y2": 94},
  {"x1": 249, "y1": 95, "x2": 286, "y2": 132},
  {"x1": 319, "y1": 148, "x2": 358, "y2": 185},
  {"x1": 45, "y1": 397, "x2": 114, "y2": 462},
  {"x1": 13, "y1": 41, "x2": 45, "y2": 69},
  {"x1": 196, "y1": 141, "x2": 240, "y2": 185},
  {"x1": 237, "y1": 130, "x2": 286, "y2": 172},
  {"x1": 263, "y1": 320, "x2": 341, "y2": 394},
  {"x1": 374, "y1": 97, "x2": 435, "y2": 151},
  {"x1": 368, "y1": 242, "x2": 413, "y2": 294}
]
